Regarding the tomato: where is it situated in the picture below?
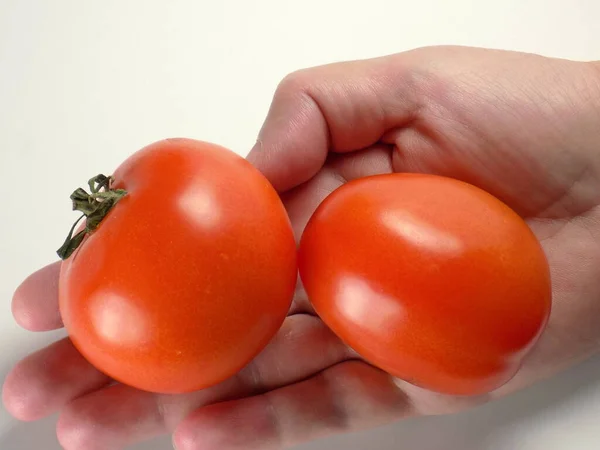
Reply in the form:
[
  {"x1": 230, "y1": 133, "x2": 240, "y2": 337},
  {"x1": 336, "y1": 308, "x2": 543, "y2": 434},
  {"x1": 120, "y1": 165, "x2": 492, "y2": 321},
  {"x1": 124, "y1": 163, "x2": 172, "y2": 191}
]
[
  {"x1": 58, "y1": 138, "x2": 297, "y2": 394},
  {"x1": 298, "y1": 173, "x2": 551, "y2": 396}
]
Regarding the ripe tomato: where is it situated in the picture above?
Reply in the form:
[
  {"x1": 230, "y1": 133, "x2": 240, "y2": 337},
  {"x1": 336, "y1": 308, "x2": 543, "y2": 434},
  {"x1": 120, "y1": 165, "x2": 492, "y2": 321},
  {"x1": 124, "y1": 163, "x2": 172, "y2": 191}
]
[
  {"x1": 58, "y1": 138, "x2": 297, "y2": 394},
  {"x1": 298, "y1": 173, "x2": 551, "y2": 396}
]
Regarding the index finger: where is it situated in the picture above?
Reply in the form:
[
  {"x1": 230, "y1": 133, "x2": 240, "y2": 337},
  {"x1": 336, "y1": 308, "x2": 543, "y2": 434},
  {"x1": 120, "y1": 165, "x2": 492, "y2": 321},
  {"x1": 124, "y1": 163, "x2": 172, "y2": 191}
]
[{"x1": 247, "y1": 53, "x2": 424, "y2": 192}]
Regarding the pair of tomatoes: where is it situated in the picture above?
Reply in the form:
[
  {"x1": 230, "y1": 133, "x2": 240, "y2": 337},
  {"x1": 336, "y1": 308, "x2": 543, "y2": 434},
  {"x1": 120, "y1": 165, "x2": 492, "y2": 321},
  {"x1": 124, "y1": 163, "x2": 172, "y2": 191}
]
[{"x1": 59, "y1": 138, "x2": 551, "y2": 396}]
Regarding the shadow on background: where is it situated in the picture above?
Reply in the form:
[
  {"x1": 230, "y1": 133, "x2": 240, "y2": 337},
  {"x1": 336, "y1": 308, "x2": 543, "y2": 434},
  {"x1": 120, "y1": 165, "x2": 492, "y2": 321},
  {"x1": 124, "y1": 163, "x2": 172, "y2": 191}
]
[
  {"x1": 0, "y1": 416, "x2": 62, "y2": 450},
  {"x1": 0, "y1": 415, "x2": 172, "y2": 450}
]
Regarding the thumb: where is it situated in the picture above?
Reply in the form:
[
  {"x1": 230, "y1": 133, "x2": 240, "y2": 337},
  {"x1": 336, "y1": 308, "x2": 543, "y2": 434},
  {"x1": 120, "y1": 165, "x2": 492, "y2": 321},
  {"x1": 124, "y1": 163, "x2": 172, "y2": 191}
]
[{"x1": 247, "y1": 53, "x2": 423, "y2": 192}]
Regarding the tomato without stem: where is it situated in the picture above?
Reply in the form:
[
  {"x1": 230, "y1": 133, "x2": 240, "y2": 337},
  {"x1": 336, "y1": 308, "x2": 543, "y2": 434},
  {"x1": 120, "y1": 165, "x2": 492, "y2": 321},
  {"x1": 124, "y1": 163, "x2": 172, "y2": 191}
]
[
  {"x1": 58, "y1": 138, "x2": 297, "y2": 394},
  {"x1": 298, "y1": 173, "x2": 551, "y2": 396}
]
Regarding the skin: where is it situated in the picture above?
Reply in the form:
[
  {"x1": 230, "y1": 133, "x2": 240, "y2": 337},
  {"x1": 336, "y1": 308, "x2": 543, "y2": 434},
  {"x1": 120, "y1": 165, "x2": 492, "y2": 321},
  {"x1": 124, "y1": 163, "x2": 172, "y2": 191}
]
[
  {"x1": 59, "y1": 138, "x2": 298, "y2": 394},
  {"x1": 298, "y1": 173, "x2": 552, "y2": 396},
  {"x1": 3, "y1": 46, "x2": 600, "y2": 450}
]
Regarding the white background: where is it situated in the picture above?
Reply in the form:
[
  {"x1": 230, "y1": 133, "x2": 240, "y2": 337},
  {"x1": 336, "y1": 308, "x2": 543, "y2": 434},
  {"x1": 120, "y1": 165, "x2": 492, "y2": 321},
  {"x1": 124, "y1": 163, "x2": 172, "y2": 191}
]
[{"x1": 1, "y1": 1, "x2": 599, "y2": 449}]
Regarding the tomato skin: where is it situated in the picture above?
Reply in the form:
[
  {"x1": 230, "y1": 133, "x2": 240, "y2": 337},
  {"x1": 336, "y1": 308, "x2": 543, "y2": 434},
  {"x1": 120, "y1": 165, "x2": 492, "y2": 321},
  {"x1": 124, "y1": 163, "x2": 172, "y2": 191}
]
[
  {"x1": 59, "y1": 138, "x2": 297, "y2": 394},
  {"x1": 298, "y1": 173, "x2": 551, "y2": 396}
]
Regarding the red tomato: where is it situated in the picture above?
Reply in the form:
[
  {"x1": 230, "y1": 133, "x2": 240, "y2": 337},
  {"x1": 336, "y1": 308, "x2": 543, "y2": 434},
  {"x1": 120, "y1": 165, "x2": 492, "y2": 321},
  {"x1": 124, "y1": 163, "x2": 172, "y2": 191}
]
[
  {"x1": 58, "y1": 138, "x2": 297, "y2": 394},
  {"x1": 298, "y1": 173, "x2": 551, "y2": 396}
]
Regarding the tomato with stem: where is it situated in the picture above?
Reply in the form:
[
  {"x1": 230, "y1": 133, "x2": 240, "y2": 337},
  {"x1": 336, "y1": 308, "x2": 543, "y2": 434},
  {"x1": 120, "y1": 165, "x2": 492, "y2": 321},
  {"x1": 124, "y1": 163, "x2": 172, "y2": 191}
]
[{"x1": 58, "y1": 138, "x2": 297, "y2": 394}]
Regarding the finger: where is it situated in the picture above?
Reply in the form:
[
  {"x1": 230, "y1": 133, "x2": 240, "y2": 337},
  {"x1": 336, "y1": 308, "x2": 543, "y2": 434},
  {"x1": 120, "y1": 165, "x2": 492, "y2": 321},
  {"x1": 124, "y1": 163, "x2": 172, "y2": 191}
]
[
  {"x1": 247, "y1": 54, "x2": 422, "y2": 192},
  {"x1": 12, "y1": 262, "x2": 63, "y2": 331},
  {"x1": 383, "y1": 126, "x2": 440, "y2": 174},
  {"x1": 283, "y1": 144, "x2": 394, "y2": 240},
  {"x1": 173, "y1": 361, "x2": 411, "y2": 450},
  {"x1": 326, "y1": 143, "x2": 394, "y2": 181},
  {"x1": 55, "y1": 315, "x2": 351, "y2": 450},
  {"x1": 2, "y1": 338, "x2": 110, "y2": 421}
]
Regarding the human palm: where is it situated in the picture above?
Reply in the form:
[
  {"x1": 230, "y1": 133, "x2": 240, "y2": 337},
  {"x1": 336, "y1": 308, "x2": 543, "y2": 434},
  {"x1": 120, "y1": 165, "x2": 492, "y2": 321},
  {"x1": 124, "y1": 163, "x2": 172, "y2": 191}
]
[{"x1": 4, "y1": 46, "x2": 600, "y2": 450}]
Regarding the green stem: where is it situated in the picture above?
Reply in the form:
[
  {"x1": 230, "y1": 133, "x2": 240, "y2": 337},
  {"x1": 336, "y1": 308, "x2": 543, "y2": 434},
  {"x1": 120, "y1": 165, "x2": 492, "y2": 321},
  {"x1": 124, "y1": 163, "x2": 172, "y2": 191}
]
[{"x1": 57, "y1": 174, "x2": 127, "y2": 260}]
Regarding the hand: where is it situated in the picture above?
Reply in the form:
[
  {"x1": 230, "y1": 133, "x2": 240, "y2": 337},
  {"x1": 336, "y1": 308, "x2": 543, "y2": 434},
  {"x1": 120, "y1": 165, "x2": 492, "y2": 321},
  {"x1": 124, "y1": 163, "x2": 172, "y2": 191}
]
[{"x1": 4, "y1": 46, "x2": 600, "y2": 450}]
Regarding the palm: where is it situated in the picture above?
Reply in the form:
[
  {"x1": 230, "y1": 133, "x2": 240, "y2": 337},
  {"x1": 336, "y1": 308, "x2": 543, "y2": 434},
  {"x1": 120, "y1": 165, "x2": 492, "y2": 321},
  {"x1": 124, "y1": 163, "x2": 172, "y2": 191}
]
[{"x1": 4, "y1": 46, "x2": 600, "y2": 449}]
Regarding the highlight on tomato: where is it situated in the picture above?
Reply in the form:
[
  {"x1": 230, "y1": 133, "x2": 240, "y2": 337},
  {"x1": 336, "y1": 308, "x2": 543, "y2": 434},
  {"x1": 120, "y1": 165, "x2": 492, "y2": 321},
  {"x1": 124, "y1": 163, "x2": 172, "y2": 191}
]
[
  {"x1": 57, "y1": 138, "x2": 297, "y2": 394},
  {"x1": 298, "y1": 173, "x2": 551, "y2": 396}
]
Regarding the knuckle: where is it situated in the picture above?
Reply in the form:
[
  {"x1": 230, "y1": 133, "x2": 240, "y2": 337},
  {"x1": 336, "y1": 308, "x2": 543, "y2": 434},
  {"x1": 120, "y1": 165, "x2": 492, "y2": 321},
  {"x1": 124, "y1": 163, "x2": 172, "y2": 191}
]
[{"x1": 275, "y1": 69, "x2": 315, "y2": 99}]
